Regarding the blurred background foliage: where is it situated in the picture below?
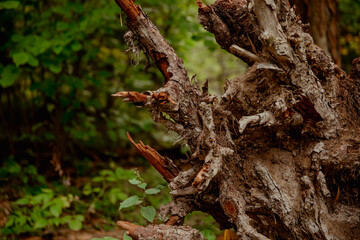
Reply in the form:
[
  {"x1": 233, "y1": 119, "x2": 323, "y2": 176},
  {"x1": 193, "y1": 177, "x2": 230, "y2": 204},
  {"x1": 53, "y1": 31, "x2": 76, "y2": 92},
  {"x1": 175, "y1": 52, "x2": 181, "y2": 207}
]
[
  {"x1": 0, "y1": 0, "x2": 359, "y2": 239},
  {"x1": 339, "y1": 0, "x2": 360, "y2": 72}
]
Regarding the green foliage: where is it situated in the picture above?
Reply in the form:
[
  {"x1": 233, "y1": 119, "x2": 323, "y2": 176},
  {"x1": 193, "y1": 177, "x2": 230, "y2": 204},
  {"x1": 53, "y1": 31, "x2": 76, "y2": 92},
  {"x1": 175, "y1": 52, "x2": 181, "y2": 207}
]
[
  {"x1": 185, "y1": 211, "x2": 222, "y2": 240},
  {"x1": 118, "y1": 171, "x2": 166, "y2": 223},
  {"x1": 339, "y1": 0, "x2": 360, "y2": 71},
  {"x1": 0, "y1": 1, "x2": 20, "y2": 9},
  {"x1": 0, "y1": 65, "x2": 20, "y2": 88},
  {"x1": 2, "y1": 188, "x2": 84, "y2": 235},
  {"x1": 1, "y1": 162, "x2": 170, "y2": 237}
]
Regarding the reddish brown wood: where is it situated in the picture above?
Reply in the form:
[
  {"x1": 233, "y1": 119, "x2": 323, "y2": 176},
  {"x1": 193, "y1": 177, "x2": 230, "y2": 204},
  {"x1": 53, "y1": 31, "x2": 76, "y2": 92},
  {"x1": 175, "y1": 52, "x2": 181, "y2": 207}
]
[
  {"x1": 127, "y1": 132, "x2": 179, "y2": 182},
  {"x1": 114, "y1": 0, "x2": 140, "y2": 21},
  {"x1": 165, "y1": 215, "x2": 180, "y2": 226}
]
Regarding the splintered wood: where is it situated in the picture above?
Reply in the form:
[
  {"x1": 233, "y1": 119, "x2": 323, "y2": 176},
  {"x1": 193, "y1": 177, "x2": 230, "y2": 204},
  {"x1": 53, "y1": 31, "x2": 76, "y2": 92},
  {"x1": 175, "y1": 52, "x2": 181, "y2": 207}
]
[
  {"x1": 112, "y1": 91, "x2": 148, "y2": 104},
  {"x1": 127, "y1": 132, "x2": 179, "y2": 182}
]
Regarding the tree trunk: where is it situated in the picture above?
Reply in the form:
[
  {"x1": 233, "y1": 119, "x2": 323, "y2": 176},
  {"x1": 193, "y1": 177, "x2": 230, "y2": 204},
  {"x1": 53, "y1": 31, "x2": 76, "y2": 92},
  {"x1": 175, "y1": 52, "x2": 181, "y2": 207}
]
[
  {"x1": 289, "y1": 0, "x2": 341, "y2": 66},
  {"x1": 111, "y1": 0, "x2": 360, "y2": 239}
]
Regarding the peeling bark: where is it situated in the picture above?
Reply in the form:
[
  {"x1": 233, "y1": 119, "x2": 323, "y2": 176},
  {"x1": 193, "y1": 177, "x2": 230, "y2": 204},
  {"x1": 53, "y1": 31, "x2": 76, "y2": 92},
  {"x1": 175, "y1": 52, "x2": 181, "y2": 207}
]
[{"x1": 110, "y1": 0, "x2": 360, "y2": 239}]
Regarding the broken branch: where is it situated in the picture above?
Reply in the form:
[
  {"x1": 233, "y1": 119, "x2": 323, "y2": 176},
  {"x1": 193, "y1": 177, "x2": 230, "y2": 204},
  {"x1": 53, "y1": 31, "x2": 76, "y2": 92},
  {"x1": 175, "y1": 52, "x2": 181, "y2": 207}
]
[
  {"x1": 127, "y1": 132, "x2": 179, "y2": 182},
  {"x1": 114, "y1": 0, "x2": 189, "y2": 85}
]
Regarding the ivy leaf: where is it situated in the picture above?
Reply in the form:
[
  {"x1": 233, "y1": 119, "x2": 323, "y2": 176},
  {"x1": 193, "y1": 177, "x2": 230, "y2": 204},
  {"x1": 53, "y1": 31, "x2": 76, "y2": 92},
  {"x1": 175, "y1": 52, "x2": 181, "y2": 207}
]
[
  {"x1": 0, "y1": 1, "x2": 20, "y2": 9},
  {"x1": 119, "y1": 196, "x2": 141, "y2": 210},
  {"x1": 140, "y1": 206, "x2": 156, "y2": 223},
  {"x1": 145, "y1": 188, "x2": 161, "y2": 195},
  {"x1": 68, "y1": 219, "x2": 82, "y2": 230},
  {"x1": 0, "y1": 65, "x2": 20, "y2": 87},
  {"x1": 128, "y1": 178, "x2": 141, "y2": 185},
  {"x1": 12, "y1": 52, "x2": 30, "y2": 66}
]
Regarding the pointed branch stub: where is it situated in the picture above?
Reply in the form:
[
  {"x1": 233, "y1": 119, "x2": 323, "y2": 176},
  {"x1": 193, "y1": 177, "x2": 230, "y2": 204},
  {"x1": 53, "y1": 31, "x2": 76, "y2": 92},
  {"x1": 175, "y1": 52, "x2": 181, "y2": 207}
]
[{"x1": 127, "y1": 132, "x2": 180, "y2": 182}]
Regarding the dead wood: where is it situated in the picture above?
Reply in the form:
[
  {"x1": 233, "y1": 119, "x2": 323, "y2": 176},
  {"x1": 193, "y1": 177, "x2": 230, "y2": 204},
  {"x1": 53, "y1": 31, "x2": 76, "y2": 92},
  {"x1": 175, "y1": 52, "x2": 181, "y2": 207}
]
[{"x1": 111, "y1": 0, "x2": 360, "y2": 239}]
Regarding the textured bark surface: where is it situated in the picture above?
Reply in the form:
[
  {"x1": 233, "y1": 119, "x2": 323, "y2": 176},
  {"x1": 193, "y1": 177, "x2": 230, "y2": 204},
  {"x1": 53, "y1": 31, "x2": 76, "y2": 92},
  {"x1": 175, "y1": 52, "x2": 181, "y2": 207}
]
[{"x1": 112, "y1": 0, "x2": 360, "y2": 239}]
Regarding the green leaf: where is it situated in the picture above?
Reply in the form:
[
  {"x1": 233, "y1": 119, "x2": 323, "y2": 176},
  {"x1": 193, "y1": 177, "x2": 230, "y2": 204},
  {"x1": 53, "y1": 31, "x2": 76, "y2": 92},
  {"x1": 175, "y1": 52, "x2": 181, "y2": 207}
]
[
  {"x1": 83, "y1": 183, "x2": 92, "y2": 196},
  {"x1": 71, "y1": 42, "x2": 82, "y2": 51},
  {"x1": 56, "y1": 21, "x2": 69, "y2": 31},
  {"x1": 137, "y1": 183, "x2": 147, "y2": 190},
  {"x1": 34, "y1": 218, "x2": 47, "y2": 229},
  {"x1": 49, "y1": 64, "x2": 62, "y2": 74},
  {"x1": 140, "y1": 206, "x2": 156, "y2": 223},
  {"x1": 28, "y1": 55, "x2": 39, "y2": 67},
  {"x1": 68, "y1": 219, "x2": 82, "y2": 230},
  {"x1": 145, "y1": 188, "x2": 161, "y2": 195},
  {"x1": 128, "y1": 178, "x2": 141, "y2": 185},
  {"x1": 50, "y1": 203, "x2": 62, "y2": 218},
  {"x1": 74, "y1": 214, "x2": 84, "y2": 222},
  {"x1": 0, "y1": 1, "x2": 20, "y2": 9},
  {"x1": 49, "y1": 217, "x2": 62, "y2": 227},
  {"x1": 53, "y1": 45, "x2": 63, "y2": 55},
  {"x1": 12, "y1": 52, "x2": 30, "y2": 66},
  {"x1": 119, "y1": 196, "x2": 141, "y2": 210},
  {"x1": 92, "y1": 176, "x2": 103, "y2": 182},
  {"x1": 156, "y1": 185, "x2": 165, "y2": 190},
  {"x1": 15, "y1": 197, "x2": 29, "y2": 205},
  {"x1": 123, "y1": 232, "x2": 132, "y2": 240}
]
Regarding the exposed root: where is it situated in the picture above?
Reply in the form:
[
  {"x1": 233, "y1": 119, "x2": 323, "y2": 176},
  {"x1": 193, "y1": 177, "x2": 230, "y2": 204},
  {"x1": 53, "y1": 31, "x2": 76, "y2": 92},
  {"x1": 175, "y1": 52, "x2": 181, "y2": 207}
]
[
  {"x1": 230, "y1": 44, "x2": 262, "y2": 64},
  {"x1": 193, "y1": 146, "x2": 233, "y2": 191},
  {"x1": 117, "y1": 221, "x2": 204, "y2": 240},
  {"x1": 238, "y1": 111, "x2": 276, "y2": 133}
]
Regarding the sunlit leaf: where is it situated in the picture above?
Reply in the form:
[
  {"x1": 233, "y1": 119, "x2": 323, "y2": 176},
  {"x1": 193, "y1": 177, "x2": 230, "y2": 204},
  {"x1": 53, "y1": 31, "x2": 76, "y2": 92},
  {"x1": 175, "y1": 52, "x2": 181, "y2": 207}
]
[
  {"x1": 119, "y1": 196, "x2": 141, "y2": 210},
  {"x1": 137, "y1": 183, "x2": 147, "y2": 189},
  {"x1": 128, "y1": 178, "x2": 141, "y2": 185},
  {"x1": 0, "y1": 65, "x2": 20, "y2": 87},
  {"x1": 33, "y1": 218, "x2": 47, "y2": 229},
  {"x1": 12, "y1": 52, "x2": 30, "y2": 66},
  {"x1": 140, "y1": 206, "x2": 156, "y2": 222},
  {"x1": 68, "y1": 219, "x2": 82, "y2": 231},
  {"x1": 145, "y1": 188, "x2": 161, "y2": 195}
]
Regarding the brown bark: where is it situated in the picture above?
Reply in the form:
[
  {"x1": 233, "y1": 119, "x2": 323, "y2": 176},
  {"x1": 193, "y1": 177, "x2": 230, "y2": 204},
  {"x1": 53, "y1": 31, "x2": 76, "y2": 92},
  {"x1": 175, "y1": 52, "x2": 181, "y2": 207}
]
[{"x1": 111, "y1": 0, "x2": 360, "y2": 239}]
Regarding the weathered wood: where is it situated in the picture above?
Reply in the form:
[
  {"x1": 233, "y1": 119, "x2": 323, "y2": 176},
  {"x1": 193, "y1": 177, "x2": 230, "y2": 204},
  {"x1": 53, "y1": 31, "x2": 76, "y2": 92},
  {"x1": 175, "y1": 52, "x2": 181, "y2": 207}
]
[
  {"x1": 127, "y1": 132, "x2": 179, "y2": 182},
  {"x1": 112, "y1": 0, "x2": 360, "y2": 239},
  {"x1": 117, "y1": 220, "x2": 205, "y2": 240}
]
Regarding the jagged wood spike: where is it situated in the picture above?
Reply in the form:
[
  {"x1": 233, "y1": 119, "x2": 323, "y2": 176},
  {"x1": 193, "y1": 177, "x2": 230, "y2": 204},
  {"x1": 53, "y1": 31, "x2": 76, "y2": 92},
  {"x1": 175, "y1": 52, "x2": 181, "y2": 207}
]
[{"x1": 127, "y1": 132, "x2": 179, "y2": 182}]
